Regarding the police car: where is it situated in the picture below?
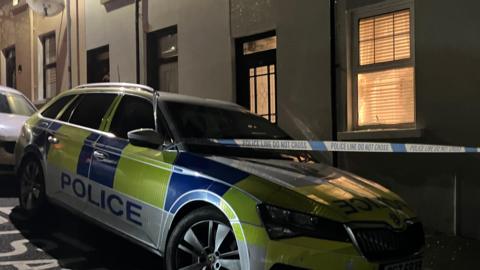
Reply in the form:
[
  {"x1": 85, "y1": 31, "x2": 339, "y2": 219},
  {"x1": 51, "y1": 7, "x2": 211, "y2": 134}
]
[{"x1": 15, "y1": 83, "x2": 424, "y2": 270}]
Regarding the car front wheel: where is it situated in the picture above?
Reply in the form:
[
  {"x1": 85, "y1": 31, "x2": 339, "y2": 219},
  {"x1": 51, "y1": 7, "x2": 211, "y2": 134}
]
[
  {"x1": 166, "y1": 206, "x2": 241, "y2": 270},
  {"x1": 18, "y1": 158, "x2": 47, "y2": 217}
]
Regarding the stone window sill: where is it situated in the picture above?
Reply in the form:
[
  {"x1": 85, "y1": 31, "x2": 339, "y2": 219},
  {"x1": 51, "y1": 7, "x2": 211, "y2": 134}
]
[{"x1": 337, "y1": 128, "x2": 423, "y2": 141}]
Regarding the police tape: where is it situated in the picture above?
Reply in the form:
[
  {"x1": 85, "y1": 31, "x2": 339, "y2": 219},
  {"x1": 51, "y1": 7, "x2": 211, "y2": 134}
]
[{"x1": 205, "y1": 139, "x2": 479, "y2": 153}]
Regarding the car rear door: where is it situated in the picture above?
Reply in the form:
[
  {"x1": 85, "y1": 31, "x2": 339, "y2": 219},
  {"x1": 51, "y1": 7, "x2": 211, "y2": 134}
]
[
  {"x1": 87, "y1": 93, "x2": 175, "y2": 249},
  {"x1": 45, "y1": 93, "x2": 118, "y2": 214}
]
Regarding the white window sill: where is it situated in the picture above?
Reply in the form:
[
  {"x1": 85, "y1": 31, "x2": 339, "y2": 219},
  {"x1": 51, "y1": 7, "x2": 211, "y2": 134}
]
[{"x1": 337, "y1": 128, "x2": 423, "y2": 141}]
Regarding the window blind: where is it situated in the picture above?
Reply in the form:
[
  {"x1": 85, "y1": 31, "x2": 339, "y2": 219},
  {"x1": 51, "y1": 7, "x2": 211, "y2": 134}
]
[
  {"x1": 357, "y1": 67, "x2": 414, "y2": 126},
  {"x1": 359, "y1": 9, "x2": 410, "y2": 66}
]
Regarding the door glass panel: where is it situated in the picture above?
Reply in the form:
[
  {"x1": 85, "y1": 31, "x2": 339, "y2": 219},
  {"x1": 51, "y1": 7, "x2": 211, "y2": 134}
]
[
  {"x1": 68, "y1": 94, "x2": 116, "y2": 130},
  {"x1": 243, "y1": 36, "x2": 277, "y2": 55},
  {"x1": 45, "y1": 67, "x2": 57, "y2": 99},
  {"x1": 247, "y1": 65, "x2": 276, "y2": 123},
  {"x1": 109, "y1": 95, "x2": 155, "y2": 139},
  {"x1": 159, "y1": 61, "x2": 178, "y2": 93},
  {"x1": 42, "y1": 95, "x2": 76, "y2": 119}
]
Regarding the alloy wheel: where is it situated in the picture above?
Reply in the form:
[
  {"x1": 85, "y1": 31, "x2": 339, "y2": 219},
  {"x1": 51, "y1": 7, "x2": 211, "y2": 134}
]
[
  {"x1": 174, "y1": 220, "x2": 241, "y2": 270},
  {"x1": 19, "y1": 160, "x2": 44, "y2": 211}
]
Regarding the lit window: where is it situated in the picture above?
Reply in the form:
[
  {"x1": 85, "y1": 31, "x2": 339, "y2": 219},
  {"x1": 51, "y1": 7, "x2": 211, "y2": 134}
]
[
  {"x1": 359, "y1": 10, "x2": 410, "y2": 65},
  {"x1": 249, "y1": 65, "x2": 276, "y2": 123},
  {"x1": 358, "y1": 67, "x2": 414, "y2": 126},
  {"x1": 353, "y1": 7, "x2": 414, "y2": 128},
  {"x1": 243, "y1": 36, "x2": 277, "y2": 55},
  {"x1": 41, "y1": 33, "x2": 57, "y2": 99}
]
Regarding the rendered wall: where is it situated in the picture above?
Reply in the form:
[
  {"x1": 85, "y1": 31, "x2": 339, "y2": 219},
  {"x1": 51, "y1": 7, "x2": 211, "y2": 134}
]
[
  {"x1": 85, "y1": 0, "x2": 136, "y2": 83},
  {"x1": 336, "y1": 0, "x2": 480, "y2": 239},
  {"x1": 147, "y1": 0, "x2": 233, "y2": 101}
]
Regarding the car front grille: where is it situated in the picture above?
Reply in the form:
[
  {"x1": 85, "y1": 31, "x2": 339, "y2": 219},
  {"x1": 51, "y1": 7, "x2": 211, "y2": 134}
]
[{"x1": 349, "y1": 222, "x2": 425, "y2": 262}]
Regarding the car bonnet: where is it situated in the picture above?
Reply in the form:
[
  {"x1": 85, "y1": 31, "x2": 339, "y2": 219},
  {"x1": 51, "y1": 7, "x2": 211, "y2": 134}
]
[
  {"x1": 206, "y1": 155, "x2": 417, "y2": 229},
  {"x1": 0, "y1": 113, "x2": 29, "y2": 141}
]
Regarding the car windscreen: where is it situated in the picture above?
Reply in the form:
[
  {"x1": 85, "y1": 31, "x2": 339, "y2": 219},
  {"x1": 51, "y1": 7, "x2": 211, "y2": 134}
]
[
  {"x1": 164, "y1": 101, "x2": 288, "y2": 140},
  {"x1": 0, "y1": 93, "x2": 36, "y2": 116}
]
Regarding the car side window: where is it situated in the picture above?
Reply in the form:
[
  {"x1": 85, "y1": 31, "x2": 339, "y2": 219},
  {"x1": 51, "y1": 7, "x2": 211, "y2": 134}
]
[
  {"x1": 68, "y1": 94, "x2": 117, "y2": 130},
  {"x1": 109, "y1": 95, "x2": 155, "y2": 139},
  {"x1": 42, "y1": 95, "x2": 76, "y2": 119},
  {"x1": 0, "y1": 94, "x2": 10, "y2": 114}
]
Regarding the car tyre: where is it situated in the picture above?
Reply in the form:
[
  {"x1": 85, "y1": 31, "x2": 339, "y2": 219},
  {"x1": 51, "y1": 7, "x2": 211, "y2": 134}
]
[
  {"x1": 18, "y1": 158, "x2": 48, "y2": 218},
  {"x1": 166, "y1": 206, "x2": 241, "y2": 270}
]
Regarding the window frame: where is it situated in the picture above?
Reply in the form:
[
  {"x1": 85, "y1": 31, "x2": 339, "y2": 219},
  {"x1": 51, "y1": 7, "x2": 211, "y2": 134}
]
[
  {"x1": 87, "y1": 45, "x2": 110, "y2": 83},
  {"x1": 235, "y1": 30, "x2": 278, "y2": 124},
  {"x1": 350, "y1": 0, "x2": 415, "y2": 130},
  {"x1": 63, "y1": 93, "x2": 118, "y2": 131},
  {"x1": 147, "y1": 25, "x2": 178, "y2": 92},
  {"x1": 40, "y1": 94, "x2": 77, "y2": 120},
  {"x1": 41, "y1": 32, "x2": 57, "y2": 99},
  {"x1": 107, "y1": 93, "x2": 174, "y2": 143},
  {"x1": 3, "y1": 45, "x2": 16, "y2": 89},
  {"x1": 108, "y1": 94, "x2": 156, "y2": 140}
]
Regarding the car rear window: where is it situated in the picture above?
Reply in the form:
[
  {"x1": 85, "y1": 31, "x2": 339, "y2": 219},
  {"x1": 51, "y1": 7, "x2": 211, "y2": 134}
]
[
  {"x1": 42, "y1": 95, "x2": 76, "y2": 119},
  {"x1": 67, "y1": 94, "x2": 117, "y2": 130}
]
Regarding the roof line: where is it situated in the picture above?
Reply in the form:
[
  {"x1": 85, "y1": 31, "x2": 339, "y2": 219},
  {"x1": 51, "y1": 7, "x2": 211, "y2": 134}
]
[{"x1": 75, "y1": 83, "x2": 155, "y2": 93}]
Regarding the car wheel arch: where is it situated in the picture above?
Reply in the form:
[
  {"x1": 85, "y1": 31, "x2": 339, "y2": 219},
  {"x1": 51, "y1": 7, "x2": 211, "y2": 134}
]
[
  {"x1": 16, "y1": 147, "x2": 44, "y2": 178},
  {"x1": 161, "y1": 196, "x2": 245, "y2": 248},
  {"x1": 162, "y1": 199, "x2": 251, "y2": 269}
]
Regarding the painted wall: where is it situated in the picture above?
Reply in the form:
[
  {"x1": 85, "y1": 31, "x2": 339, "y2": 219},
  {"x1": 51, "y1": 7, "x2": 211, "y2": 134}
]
[
  {"x1": 0, "y1": 4, "x2": 32, "y2": 99},
  {"x1": 86, "y1": 0, "x2": 332, "y2": 143},
  {"x1": 335, "y1": 0, "x2": 480, "y2": 239},
  {"x1": 147, "y1": 0, "x2": 233, "y2": 101},
  {"x1": 0, "y1": 0, "x2": 83, "y2": 104},
  {"x1": 32, "y1": 7, "x2": 68, "y2": 101},
  {"x1": 231, "y1": 0, "x2": 333, "y2": 143},
  {"x1": 275, "y1": 0, "x2": 332, "y2": 142},
  {"x1": 85, "y1": 0, "x2": 136, "y2": 83}
]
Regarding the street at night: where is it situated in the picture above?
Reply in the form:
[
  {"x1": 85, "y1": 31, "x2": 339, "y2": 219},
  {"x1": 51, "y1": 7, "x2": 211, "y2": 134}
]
[{"x1": 2, "y1": 0, "x2": 480, "y2": 269}]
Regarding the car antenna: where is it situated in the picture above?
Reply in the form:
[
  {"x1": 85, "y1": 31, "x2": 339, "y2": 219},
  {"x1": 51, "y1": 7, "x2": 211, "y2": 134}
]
[{"x1": 117, "y1": 65, "x2": 121, "y2": 81}]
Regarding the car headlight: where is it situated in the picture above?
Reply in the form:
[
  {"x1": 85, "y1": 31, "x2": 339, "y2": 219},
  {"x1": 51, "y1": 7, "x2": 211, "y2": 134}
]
[{"x1": 258, "y1": 204, "x2": 350, "y2": 242}]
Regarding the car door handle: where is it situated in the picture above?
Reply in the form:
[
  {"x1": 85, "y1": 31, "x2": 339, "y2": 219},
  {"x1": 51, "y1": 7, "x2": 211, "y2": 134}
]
[
  {"x1": 93, "y1": 150, "x2": 108, "y2": 160},
  {"x1": 47, "y1": 135, "x2": 59, "y2": 145}
]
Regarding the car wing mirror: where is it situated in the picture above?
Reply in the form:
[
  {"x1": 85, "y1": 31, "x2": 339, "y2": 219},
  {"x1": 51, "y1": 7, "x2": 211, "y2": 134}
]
[{"x1": 127, "y1": 128, "x2": 165, "y2": 149}]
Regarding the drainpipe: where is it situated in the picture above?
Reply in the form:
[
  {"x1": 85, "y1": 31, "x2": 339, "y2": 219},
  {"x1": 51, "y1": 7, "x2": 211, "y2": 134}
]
[
  {"x1": 67, "y1": 0, "x2": 72, "y2": 89},
  {"x1": 330, "y1": 0, "x2": 338, "y2": 167},
  {"x1": 135, "y1": 0, "x2": 140, "y2": 84}
]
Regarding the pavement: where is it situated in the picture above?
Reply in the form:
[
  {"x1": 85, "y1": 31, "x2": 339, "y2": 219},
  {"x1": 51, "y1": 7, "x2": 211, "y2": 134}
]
[{"x1": 0, "y1": 171, "x2": 479, "y2": 270}]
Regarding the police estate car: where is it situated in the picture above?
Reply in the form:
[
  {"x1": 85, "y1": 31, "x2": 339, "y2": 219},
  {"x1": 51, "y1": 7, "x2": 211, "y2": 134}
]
[{"x1": 15, "y1": 83, "x2": 424, "y2": 270}]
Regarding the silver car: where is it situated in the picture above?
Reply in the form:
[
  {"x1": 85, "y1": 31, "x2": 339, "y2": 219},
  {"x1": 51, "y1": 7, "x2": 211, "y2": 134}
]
[{"x1": 0, "y1": 86, "x2": 36, "y2": 170}]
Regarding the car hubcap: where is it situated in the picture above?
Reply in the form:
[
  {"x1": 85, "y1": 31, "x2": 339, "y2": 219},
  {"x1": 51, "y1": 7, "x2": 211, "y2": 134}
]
[
  {"x1": 20, "y1": 162, "x2": 42, "y2": 210},
  {"x1": 176, "y1": 220, "x2": 240, "y2": 270}
]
